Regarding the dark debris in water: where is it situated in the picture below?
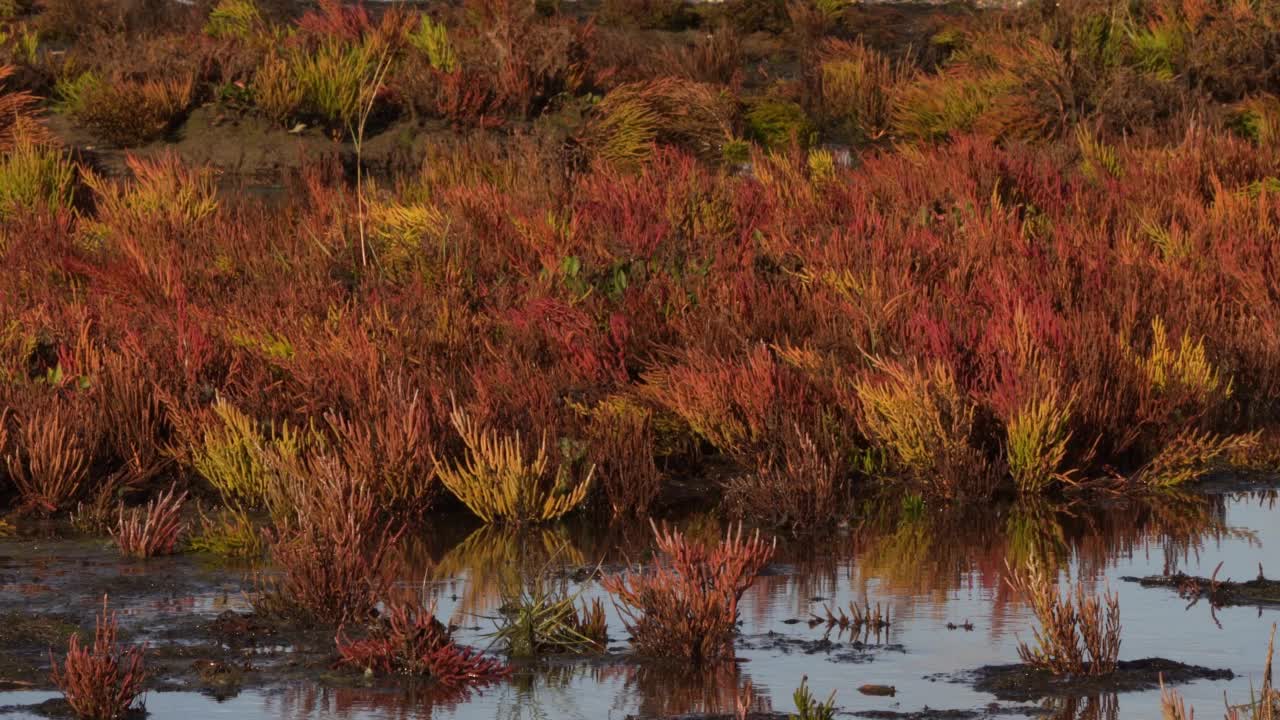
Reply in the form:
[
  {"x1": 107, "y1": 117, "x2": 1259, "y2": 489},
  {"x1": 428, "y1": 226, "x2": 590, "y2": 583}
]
[
  {"x1": 1122, "y1": 567, "x2": 1280, "y2": 607},
  {"x1": 955, "y1": 658, "x2": 1234, "y2": 702},
  {"x1": 739, "y1": 631, "x2": 904, "y2": 663}
]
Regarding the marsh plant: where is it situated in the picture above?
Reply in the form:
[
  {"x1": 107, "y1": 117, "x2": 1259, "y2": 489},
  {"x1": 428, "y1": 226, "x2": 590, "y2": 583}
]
[
  {"x1": 790, "y1": 676, "x2": 837, "y2": 720},
  {"x1": 1007, "y1": 561, "x2": 1121, "y2": 676},
  {"x1": 111, "y1": 485, "x2": 187, "y2": 559},
  {"x1": 335, "y1": 596, "x2": 510, "y2": 688},
  {"x1": 434, "y1": 406, "x2": 594, "y2": 524},
  {"x1": 602, "y1": 521, "x2": 775, "y2": 665},
  {"x1": 49, "y1": 596, "x2": 147, "y2": 720},
  {"x1": 491, "y1": 569, "x2": 608, "y2": 657}
]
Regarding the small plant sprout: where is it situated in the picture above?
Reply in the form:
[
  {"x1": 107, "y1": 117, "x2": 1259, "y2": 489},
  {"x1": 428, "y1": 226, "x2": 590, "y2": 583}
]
[{"x1": 790, "y1": 676, "x2": 836, "y2": 720}]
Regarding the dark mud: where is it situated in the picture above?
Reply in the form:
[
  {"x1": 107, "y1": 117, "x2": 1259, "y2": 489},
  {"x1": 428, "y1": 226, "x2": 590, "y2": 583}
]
[
  {"x1": 959, "y1": 659, "x2": 1235, "y2": 703},
  {"x1": 851, "y1": 708, "x2": 1048, "y2": 720},
  {"x1": 1123, "y1": 571, "x2": 1280, "y2": 608},
  {"x1": 44, "y1": 105, "x2": 438, "y2": 189},
  {"x1": 739, "y1": 631, "x2": 904, "y2": 663},
  {"x1": 0, "y1": 613, "x2": 82, "y2": 688}
]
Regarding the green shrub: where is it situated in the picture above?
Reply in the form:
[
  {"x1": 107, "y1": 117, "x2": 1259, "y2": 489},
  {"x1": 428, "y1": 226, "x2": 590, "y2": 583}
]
[
  {"x1": 586, "y1": 78, "x2": 736, "y2": 165},
  {"x1": 0, "y1": 138, "x2": 76, "y2": 220},
  {"x1": 745, "y1": 98, "x2": 813, "y2": 150},
  {"x1": 1126, "y1": 18, "x2": 1185, "y2": 82},
  {"x1": 892, "y1": 71, "x2": 1015, "y2": 142},
  {"x1": 204, "y1": 0, "x2": 262, "y2": 40},
  {"x1": 406, "y1": 15, "x2": 457, "y2": 72}
]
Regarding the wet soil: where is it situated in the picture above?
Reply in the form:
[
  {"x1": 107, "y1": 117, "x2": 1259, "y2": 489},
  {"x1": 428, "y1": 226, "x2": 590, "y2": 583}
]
[
  {"x1": 44, "y1": 105, "x2": 438, "y2": 188},
  {"x1": 1122, "y1": 571, "x2": 1280, "y2": 608},
  {"x1": 960, "y1": 659, "x2": 1235, "y2": 703}
]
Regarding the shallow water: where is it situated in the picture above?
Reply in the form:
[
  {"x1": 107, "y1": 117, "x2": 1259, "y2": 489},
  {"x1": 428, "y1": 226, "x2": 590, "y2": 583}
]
[{"x1": 0, "y1": 484, "x2": 1276, "y2": 720}]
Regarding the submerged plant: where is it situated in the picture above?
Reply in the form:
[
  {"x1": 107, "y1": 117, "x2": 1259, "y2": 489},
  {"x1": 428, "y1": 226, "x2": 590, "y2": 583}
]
[
  {"x1": 491, "y1": 577, "x2": 608, "y2": 657},
  {"x1": 601, "y1": 521, "x2": 775, "y2": 665},
  {"x1": 1007, "y1": 561, "x2": 1120, "y2": 676},
  {"x1": 50, "y1": 595, "x2": 147, "y2": 720},
  {"x1": 434, "y1": 407, "x2": 593, "y2": 524}
]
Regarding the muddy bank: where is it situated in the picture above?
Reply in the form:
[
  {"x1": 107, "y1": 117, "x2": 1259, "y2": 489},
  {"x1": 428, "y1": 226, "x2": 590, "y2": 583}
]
[
  {"x1": 1123, "y1": 571, "x2": 1280, "y2": 608},
  {"x1": 960, "y1": 659, "x2": 1234, "y2": 703},
  {"x1": 44, "y1": 104, "x2": 441, "y2": 189}
]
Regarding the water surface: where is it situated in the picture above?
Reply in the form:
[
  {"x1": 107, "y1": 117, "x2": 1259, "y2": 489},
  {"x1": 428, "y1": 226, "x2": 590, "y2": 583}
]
[{"x1": 1, "y1": 485, "x2": 1276, "y2": 719}]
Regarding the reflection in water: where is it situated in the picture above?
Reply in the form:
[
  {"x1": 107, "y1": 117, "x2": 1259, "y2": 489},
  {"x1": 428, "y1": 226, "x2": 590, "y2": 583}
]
[
  {"x1": 264, "y1": 682, "x2": 464, "y2": 720},
  {"x1": 612, "y1": 661, "x2": 766, "y2": 719},
  {"x1": 1042, "y1": 693, "x2": 1119, "y2": 720},
  {"x1": 409, "y1": 525, "x2": 588, "y2": 620}
]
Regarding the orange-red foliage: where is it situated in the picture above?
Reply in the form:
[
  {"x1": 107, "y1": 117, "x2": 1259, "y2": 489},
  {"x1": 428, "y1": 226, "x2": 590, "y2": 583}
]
[
  {"x1": 50, "y1": 595, "x2": 147, "y2": 720},
  {"x1": 601, "y1": 522, "x2": 775, "y2": 665}
]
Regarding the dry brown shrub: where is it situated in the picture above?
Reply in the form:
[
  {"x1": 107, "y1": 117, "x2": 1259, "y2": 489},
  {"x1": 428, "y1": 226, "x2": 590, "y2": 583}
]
[
  {"x1": 4, "y1": 396, "x2": 96, "y2": 515},
  {"x1": 1006, "y1": 561, "x2": 1120, "y2": 676},
  {"x1": 257, "y1": 454, "x2": 403, "y2": 627}
]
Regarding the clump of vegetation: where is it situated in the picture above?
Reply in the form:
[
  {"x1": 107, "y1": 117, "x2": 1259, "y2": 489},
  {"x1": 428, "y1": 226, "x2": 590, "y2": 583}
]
[
  {"x1": 4, "y1": 399, "x2": 93, "y2": 515},
  {"x1": 188, "y1": 505, "x2": 263, "y2": 559},
  {"x1": 112, "y1": 485, "x2": 187, "y2": 559},
  {"x1": 1007, "y1": 561, "x2": 1121, "y2": 677},
  {"x1": 434, "y1": 407, "x2": 593, "y2": 525},
  {"x1": 585, "y1": 78, "x2": 737, "y2": 165},
  {"x1": 491, "y1": 573, "x2": 607, "y2": 657},
  {"x1": 335, "y1": 596, "x2": 509, "y2": 688},
  {"x1": 49, "y1": 595, "x2": 147, "y2": 720},
  {"x1": 255, "y1": 456, "x2": 402, "y2": 627},
  {"x1": 183, "y1": 399, "x2": 303, "y2": 512},
  {"x1": 204, "y1": 0, "x2": 262, "y2": 40},
  {"x1": 57, "y1": 73, "x2": 195, "y2": 147},
  {"x1": 578, "y1": 396, "x2": 664, "y2": 518},
  {"x1": 601, "y1": 522, "x2": 775, "y2": 665},
  {"x1": 790, "y1": 676, "x2": 837, "y2": 720},
  {"x1": 813, "y1": 38, "x2": 900, "y2": 142},
  {"x1": 745, "y1": 97, "x2": 813, "y2": 150},
  {"x1": 1006, "y1": 390, "x2": 1073, "y2": 495},
  {"x1": 855, "y1": 360, "x2": 990, "y2": 500},
  {"x1": 0, "y1": 136, "x2": 76, "y2": 220}
]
